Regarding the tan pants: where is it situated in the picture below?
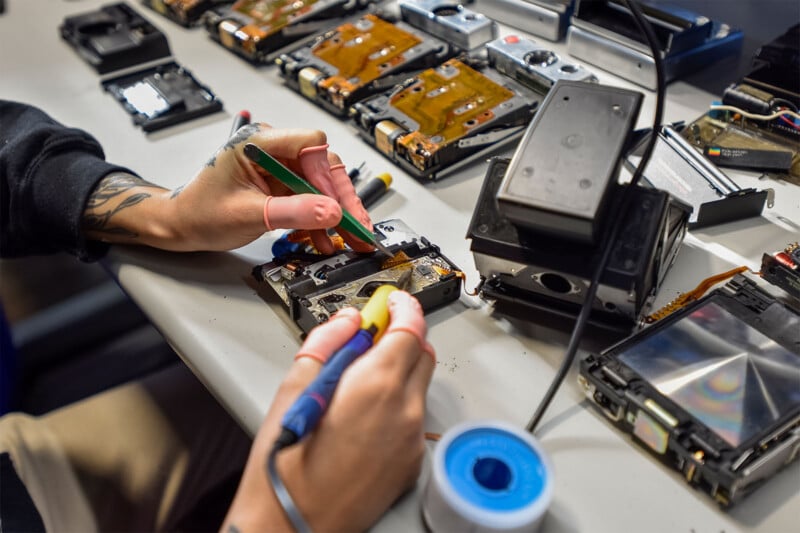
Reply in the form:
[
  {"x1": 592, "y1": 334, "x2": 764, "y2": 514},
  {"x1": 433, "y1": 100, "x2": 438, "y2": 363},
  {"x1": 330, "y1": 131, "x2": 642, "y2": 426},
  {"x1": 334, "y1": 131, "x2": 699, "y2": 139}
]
[{"x1": 0, "y1": 363, "x2": 252, "y2": 532}]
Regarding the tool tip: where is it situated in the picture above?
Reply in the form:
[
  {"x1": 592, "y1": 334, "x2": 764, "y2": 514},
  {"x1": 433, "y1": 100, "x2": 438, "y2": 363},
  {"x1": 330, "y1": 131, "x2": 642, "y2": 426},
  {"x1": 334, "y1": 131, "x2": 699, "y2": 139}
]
[{"x1": 373, "y1": 239, "x2": 394, "y2": 258}]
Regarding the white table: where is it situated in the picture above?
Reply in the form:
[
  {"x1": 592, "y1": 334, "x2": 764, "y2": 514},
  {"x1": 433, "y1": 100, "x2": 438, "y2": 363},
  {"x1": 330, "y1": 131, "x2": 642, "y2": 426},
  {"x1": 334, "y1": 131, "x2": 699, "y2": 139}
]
[{"x1": 2, "y1": 2, "x2": 798, "y2": 531}]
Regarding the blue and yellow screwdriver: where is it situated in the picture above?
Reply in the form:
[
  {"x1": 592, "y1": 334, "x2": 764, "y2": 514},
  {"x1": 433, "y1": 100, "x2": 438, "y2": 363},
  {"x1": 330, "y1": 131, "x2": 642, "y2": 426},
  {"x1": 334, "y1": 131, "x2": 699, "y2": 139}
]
[{"x1": 273, "y1": 270, "x2": 412, "y2": 449}]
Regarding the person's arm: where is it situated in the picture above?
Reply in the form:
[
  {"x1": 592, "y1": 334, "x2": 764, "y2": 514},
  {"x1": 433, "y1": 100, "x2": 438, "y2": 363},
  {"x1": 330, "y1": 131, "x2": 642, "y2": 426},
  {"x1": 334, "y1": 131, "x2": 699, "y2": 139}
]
[
  {"x1": 0, "y1": 100, "x2": 136, "y2": 260},
  {"x1": 1, "y1": 100, "x2": 373, "y2": 259},
  {"x1": 79, "y1": 124, "x2": 373, "y2": 254},
  {"x1": 222, "y1": 290, "x2": 435, "y2": 532}
]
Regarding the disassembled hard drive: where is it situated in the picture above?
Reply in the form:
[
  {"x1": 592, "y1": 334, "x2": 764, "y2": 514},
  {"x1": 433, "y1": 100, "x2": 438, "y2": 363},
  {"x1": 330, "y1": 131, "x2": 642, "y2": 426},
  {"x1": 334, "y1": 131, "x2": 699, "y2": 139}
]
[
  {"x1": 276, "y1": 14, "x2": 452, "y2": 116},
  {"x1": 350, "y1": 32, "x2": 597, "y2": 179},
  {"x1": 252, "y1": 219, "x2": 463, "y2": 334},
  {"x1": 141, "y1": 0, "x2": 231, "y2": 27},
  {"x1": 351, "y1": 57, "x2": 540, "y2": 180},
  {"x1": 204, "y1": 0, "x2": 368, "y2": 63}
]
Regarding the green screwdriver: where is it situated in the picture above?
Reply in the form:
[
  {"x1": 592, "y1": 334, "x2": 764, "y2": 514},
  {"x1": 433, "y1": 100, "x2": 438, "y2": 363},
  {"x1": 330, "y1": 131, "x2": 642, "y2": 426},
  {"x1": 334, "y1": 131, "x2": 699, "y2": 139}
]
[{"x1": 243, "y1": 143, "x2": 394, "y2": 257}]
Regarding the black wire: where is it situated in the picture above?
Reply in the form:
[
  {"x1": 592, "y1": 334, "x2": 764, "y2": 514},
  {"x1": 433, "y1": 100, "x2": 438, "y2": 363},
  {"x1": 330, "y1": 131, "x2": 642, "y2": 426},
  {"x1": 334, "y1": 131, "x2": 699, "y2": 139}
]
[
  {"x1": 267, "y1": 433, "x2": 314, "y2": 533},
  {"x1": 525, "y1": 0, "x2": 666, "y2": 433}
]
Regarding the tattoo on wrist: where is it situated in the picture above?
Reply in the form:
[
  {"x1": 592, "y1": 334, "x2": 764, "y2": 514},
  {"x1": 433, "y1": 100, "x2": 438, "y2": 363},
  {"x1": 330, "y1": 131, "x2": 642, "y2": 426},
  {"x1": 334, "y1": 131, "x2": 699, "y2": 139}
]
[
  {"x1": 82, "y1": 172, "x2": 165, "y2": 238},
  {"x1": 226, "y1": 525, "x2": 242, "y2": 533},
  {"x1": 170, "y1": 185, "x2": 185, "y2": 199},
  {"x1": 206, "y1": 123, "x2": 262, "y2": 168}
]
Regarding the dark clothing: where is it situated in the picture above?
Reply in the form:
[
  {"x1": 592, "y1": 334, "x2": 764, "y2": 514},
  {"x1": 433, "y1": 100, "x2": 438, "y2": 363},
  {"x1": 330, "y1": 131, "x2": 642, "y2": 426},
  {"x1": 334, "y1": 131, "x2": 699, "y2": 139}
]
[
  {"x1": 0, "y1": 101, "x2": 134, "y2": 528},
  {"x1": 0, "y1": 100, "x2": 134, "y2": 261}
]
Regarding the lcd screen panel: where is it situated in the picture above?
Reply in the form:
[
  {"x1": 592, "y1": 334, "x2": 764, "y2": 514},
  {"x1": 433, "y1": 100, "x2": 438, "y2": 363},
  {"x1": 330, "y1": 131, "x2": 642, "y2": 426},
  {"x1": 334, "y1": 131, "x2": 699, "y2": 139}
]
[{"x1": 617, "y1": 301, "x2": 800, "y2": 447}]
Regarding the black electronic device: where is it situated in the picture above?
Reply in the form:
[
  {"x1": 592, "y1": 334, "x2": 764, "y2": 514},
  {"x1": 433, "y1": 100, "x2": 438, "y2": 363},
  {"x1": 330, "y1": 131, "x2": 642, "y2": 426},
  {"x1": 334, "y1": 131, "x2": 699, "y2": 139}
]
[
  {"x1": 204, "y1": 0, "x2": 369, "y2": 64},
  {"x1": 468, "y1": 158, "x2": 690, "y2": 333},
  {"x1": 578, "y1": 273, "x2": 800, "y2": 507},
  {"x1": 102, "y1": 61, "x2": 223, "y2": 132},
  {"x1": 252, "y1": 219, "x2": 463, "y2": 334},
  {"x1": 60, "y1": 2, "x2": 172, "y2": 74},
  {"x1": 141, "y1": 0, "x2": 232, "y2": 27},
  {"x1": 567, "y1": 0, "x2": 743, "y2": 89},
  {"x1": 625, "y1": 125, "x2": 772, "y2": 228},
  {"x1": 744, "y1": 24, "x2": 800, "y2": 111},
  {"x1": 496, "y1": 80, "x2": 642, "y2": 243}
]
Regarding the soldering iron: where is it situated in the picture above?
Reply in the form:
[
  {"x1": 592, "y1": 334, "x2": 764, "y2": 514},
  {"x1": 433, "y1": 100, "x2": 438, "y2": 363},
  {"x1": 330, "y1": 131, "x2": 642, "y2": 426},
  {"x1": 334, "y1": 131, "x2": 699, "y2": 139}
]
[{"x1": 272, "y1": 271, "x2": 410, "y2": 450}]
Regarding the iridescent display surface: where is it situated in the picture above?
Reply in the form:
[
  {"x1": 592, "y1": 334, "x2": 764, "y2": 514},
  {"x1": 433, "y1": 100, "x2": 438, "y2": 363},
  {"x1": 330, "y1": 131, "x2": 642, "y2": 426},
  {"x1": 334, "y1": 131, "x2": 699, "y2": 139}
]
[{"x1": 617, "y1": 301, "x2": 800, "y2": 447}]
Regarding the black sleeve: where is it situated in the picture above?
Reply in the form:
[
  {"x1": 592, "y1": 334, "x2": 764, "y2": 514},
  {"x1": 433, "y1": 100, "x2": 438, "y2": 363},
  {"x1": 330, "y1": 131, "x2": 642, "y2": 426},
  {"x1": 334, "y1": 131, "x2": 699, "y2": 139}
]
[{"x1": 0, "y1": 100, "x2": 137, "y2": 261}]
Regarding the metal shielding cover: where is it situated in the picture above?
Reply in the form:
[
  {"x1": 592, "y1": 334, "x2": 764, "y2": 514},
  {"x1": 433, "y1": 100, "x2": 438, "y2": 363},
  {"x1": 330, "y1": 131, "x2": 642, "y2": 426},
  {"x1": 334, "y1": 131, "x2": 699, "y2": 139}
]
[
  {"x1": 398, "y1": 0, "x2": 497, "y2": 50},
  {"x1": 475, "y1": 0, "x2": 573, "y2": 42},
  {"x1": 486, "y1": 35, "x2": 596, "y2": 94}
]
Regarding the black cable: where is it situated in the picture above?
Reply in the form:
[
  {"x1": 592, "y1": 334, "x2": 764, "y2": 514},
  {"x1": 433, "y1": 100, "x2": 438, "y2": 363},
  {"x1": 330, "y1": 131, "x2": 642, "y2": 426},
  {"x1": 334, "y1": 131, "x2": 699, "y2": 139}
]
[
  {"x1": 266, "y1": 430, "x2": 314, "y2": 533},
  {"x1": 525, "y1": 0, "x2": 666, "y2": 433}
]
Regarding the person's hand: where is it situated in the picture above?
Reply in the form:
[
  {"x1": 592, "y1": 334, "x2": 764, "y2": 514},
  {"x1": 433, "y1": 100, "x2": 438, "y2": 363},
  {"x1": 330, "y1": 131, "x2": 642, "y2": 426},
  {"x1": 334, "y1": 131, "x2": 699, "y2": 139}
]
[
  {"x1": 222, "y1": 290, "x2": 435, "y2": 533},
  {"x1": 82, "y1": 124, "x2": 373, "y2": 254},
  {"x1": 170, "y1": 123, "x2": 373, "y2": 253}
]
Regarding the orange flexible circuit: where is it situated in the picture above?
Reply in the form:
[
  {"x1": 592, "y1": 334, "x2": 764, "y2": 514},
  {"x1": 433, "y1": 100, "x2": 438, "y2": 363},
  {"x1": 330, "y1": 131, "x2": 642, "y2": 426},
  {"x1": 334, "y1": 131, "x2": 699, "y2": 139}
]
[{"x1": 645, "y1": 266, "x2": 752, "y2": 324}]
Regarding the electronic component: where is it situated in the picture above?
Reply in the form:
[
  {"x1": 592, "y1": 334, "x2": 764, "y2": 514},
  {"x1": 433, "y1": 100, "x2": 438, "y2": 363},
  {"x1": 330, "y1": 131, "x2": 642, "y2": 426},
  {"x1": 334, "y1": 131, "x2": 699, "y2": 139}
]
[
  {"x1": 677, "y1": 25, "x2": 800, "y2": 182},
  {"x1": 252, "y1": 219, "x2": 463, "y2": 334},
  {"x1": 681, "y1": 113, "x2": 800, "y2": 184},
  {"x1": 204, "y1": 0, "x2": 367, "y2": 63},
  {"x1": 579, "y1": 273, "x2": 800, "y2": 507},
  {"x1": 567, "y1": 0, "x2": 743, "y2": 89},
  {"x1": 141, "y1": 0, "x2": 231, "y2": 27},
  {"x1": 397, "y1": 0, "x2": 497, "y2": 51},
  {"x1": 475, "y1": 0, "x2": 573, "y2": 42},
  {"x1": 276, "y1": 14, "x2": 452, "y2": 116},
  {"x1": 351, "y1": 57, "x2": 541, "y2": 180},
  {"x1": 625, "y1": 125, "x2": 773, "y2": 228},
  {"x1": 102, "y1": 61, "x2": 223, "y2": 132},
  {"x1": 60, "y1": 2, "x2": 171, "y2": 74},
  {"x1": 468, "y1": 157, "x2": 691, "y2": 333},
  {"x1": 761, "y1": 244, "x2": 800, "y2": 302},
  {"x1": 497, "y1": 80, "x2": 641, "y2": 243}
]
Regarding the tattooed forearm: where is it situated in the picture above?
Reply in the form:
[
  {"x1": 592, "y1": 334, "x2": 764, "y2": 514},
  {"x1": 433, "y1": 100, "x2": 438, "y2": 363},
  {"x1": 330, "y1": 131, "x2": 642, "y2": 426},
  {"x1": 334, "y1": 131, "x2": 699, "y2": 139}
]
[
  {"x1": 85, "y1": 173, "x2": 165, "y2": 209},
  {"x1": 170, "y1": 185, "x2": 185, "y2": 199},
  {"x1": 82, "y1": 172, "x2": 165, "y2": 238},
  {"x1": 206, "y1": 123, "x2": 262, "y2": 168},
  {"x1": 226, "y1": 525, "x2": 242, "y2": 533}
]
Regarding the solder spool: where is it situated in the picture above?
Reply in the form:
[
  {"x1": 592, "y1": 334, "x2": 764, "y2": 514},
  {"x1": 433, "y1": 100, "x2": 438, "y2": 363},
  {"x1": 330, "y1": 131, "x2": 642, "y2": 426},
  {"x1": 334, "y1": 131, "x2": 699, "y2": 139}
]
[{"x1": 422, "y1": 421, "x2": 553, "y2": 532}]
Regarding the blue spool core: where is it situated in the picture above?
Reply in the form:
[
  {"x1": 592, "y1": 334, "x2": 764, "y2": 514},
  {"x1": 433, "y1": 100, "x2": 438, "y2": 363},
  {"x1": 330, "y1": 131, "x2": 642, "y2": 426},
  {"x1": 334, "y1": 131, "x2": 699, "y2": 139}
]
[
  {"x1": 473, "y1": 457, "x2": 512, "y2": 491},
  {"x1": 444, "y1": 427, "x2": 548, "y2": 512}
]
